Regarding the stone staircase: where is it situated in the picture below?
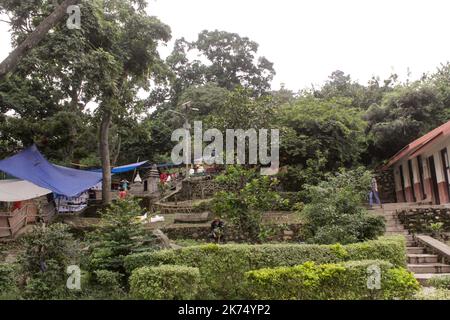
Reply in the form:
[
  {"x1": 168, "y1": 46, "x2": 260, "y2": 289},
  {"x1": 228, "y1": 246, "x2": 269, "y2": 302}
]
[{"x1": 371, "y1": 203, "x2": 450, "y2": 285}]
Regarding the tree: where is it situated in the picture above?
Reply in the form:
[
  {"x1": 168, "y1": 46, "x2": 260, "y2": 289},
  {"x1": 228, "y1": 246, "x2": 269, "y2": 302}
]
[
  {"x1": 88, "y1": 198, "x2": 158, "y2": 275},
  {"x1": 278, "y1": 96, "x2": 367, "y2": 170},
  {"x1": 0, "y1": 0, "x2": 80, "y2": 78},
  {"x1": 0, "y1": 0, "x2": 171, "y2": 204},
  {"x1": 365, "y1": 83, "x2": 446, "y2": 161},
  {"x1": 152, "y1": 30, "x2": 275, "y2": 108}
]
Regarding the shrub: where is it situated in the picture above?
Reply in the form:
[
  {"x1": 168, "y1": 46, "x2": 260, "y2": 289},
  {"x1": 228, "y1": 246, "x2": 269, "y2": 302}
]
[
  {"x1": 245, "y1": 260, "x2": 419, "y2": 300},
  {"x1": 212, "y1": 166, "x2": 287, "y2": 241},
  {"x1": 301, "y1": 167, "x2": 385, "y2": 244},
  {"x1": 87, "y1": 198, "x2": 158, "y2": 275},
  {"x1": 415, "y1": 288, "x2": 450, "y2": 300},
  {"x1": 427, "y1": 275, "x2": 450, "y2": 289},
  {"x1": 129, "y1": 265, "x2": 200, "y2": 300},
  {"x1": 18, "y1": 223, "x2": 79, "y2": 299},
  {"x1": 0, "y1": 263, "x2": 17, "y2": 298},
  {"x1": 124, "y1": 236, "x2": 406, "y2": 299}
]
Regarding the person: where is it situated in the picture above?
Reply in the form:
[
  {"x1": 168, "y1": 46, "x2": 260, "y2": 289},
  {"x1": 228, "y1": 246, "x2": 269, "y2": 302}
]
[
  {"x1": 369, "y1": 176, "x2": 382, "y2": 208},
  {"x1": 197, "y1": 164, "x2": 205, "y2": 174},
  {"x1": 120, "y1": 179, "x2": 129, "y2": 191},
  {"x1": 209, "y1": 217, "x2": 225, "y2": 243}
]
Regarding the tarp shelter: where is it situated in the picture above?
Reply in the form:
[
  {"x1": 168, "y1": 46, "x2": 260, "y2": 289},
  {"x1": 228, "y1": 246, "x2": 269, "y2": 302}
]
[
  {"x1": 111, "y1": 160, "x2": 148, "y2": 174},
  {"x1": 0, "y1": 179, "x2": 52, "y2": 202},
  {"x1": 90, "y1": 160, "x2": 148, "y2": 174},
  {"x1": 0, "y1": 145, "x2": 103, "y2": 197}
]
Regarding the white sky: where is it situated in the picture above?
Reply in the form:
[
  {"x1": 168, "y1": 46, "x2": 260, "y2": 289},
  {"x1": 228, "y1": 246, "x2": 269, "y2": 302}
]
[{"x1": 1, "y1": 0, "x2": 450, "y2": 91}]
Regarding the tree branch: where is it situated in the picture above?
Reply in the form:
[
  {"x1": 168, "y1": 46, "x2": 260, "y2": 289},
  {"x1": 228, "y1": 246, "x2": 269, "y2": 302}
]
[{"x1": 0, "y1": 0, "x2": 80, "y2": 79}]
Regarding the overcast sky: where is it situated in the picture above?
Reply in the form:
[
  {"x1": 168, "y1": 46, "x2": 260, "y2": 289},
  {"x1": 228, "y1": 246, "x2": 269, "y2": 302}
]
[{"x1": 1, "y1": 0, "x2": 450, "y2": 91}]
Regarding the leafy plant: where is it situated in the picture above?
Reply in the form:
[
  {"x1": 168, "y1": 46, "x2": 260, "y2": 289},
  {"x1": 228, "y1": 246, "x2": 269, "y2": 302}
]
[
  {"x1": 212, "y1": 166, "x2": 287, "y2": 241},
  {"x1": 87, "y1": 198, "x2": 158, "y2": 276},
  {"x1": 18, "y1": 223, "x2": 80, "y2": 299},
  {"x1": 301, "y1": 167, "x2": 385, "y2": 244}
]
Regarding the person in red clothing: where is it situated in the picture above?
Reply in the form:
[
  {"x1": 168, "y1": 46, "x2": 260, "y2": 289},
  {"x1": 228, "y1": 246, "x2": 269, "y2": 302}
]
[{"x1": 12, "y1": 201, "x2": 22, "y2": 211}]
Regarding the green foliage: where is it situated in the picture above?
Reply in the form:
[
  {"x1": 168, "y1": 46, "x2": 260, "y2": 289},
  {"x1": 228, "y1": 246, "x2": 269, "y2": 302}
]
[
  {"x1": 18, "y1": 223, "x2": 79, "y2": 299},
  {"x1": 212, "y1": 166, "x2": 286, "y2": 241},
  {"x1": 365, "y1": 82, "x2": 447, "y2": 161},
  {"x1": 415, "y1": 288, "x2": 450, "y2": 300},
  {"x1": 129, "y1": 265, "x2": 200, "y2": 300},
  {"x1": 278, "y1": 96, "x2": 367, "y2": 170},
  {"x1": 427, "y1": 275, "x2": 450, "y2": 289},
  {"x1": 245, "y1": 260, "x2": 419, "y2": 300},
  {"x1": 301, "y1": 168, "x2": 385, "y2": 244},
  {"x1": 124, "y1": 237, "x2": 406, "y2": 299},
  {"x1": 87, "y1": 270, "x2": 126, "y2": 299},
  {"x1": 0, "y1": 263, "x2": 17, "y2": 298},
  {"x1": 87, "y1": 198, "x2": 158, "y2": 275}
]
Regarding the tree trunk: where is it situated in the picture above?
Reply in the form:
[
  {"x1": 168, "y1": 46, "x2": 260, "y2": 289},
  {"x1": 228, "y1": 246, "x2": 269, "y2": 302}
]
[
  {"x1": 100, "y1": 110, "x2": 112, "y2": 205},
  {"x1": 0, "y1": 0, "x2": 80, "y2": 79}
]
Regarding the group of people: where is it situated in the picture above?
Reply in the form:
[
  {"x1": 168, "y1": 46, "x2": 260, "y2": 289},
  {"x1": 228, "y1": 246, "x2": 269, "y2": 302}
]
[{"x1": 188, "y1": 164, "x2": 205, "y2": 176}]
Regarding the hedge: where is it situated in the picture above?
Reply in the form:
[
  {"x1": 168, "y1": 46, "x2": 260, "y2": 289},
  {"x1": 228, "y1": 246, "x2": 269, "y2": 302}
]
[
  {"x1": 129, "y1": 265, "x2": 200, "y2": 300},
  {"x1": 124, "y1": 236, "x2": 406, "y2": 299},
  {"x1": 0, "y1": 263, "x2": 16, "y2": 294},
  {"x1": 245, "y1": 260, "x2": 419, "y2": 300}
]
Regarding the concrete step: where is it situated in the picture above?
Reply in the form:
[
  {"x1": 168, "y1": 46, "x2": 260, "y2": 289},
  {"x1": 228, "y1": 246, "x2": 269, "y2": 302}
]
[
  {"x1": 407, "y1": 254, "x2": 439, "y2": 264},
  {"x1": 384, "y1": 230, "x2": 409, "y2": 236},
  {"x1": 386, "y1": 226, "x2": 405, "y2": 232},
  {"x1": 406, "y1": 240, "x2": 417, "y2": 246},
  {"x1": 407, "y1": 247, "x2": 426, "y2": 254},
  {"x1": 408, "y1": 263, "x2": 450, "y2": 274},
  {"x1": 414, "y1": 273, "x2": 450, "y2": 286}
]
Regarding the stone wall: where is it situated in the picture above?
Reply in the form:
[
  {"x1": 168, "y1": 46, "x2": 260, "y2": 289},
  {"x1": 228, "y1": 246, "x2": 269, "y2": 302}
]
[
  {"x1": 161, "y1": 223, "x2": 305, "y2": 243},
  {"x1": 376, "y1": 168, "x2": 396, "y2": 203},
  {"x1": 397, "y1": 206, "x2": 450, "y2": 234},
  {"x1": 178, "y1": 177, "x2": 220, "y2": 200}
]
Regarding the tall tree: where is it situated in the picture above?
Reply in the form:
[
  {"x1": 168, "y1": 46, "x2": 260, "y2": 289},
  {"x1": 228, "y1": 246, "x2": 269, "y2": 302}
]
[{"x1": 0, "y1": 0, "x2": 80, "y2": 78}]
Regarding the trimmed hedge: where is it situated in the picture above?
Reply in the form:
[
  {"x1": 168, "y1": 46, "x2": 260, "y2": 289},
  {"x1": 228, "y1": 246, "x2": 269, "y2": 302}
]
[
  {"x1": 245, "y1": 260, "x2": 419, "y2": 300},
  {"x1": 129, "y1": 265, "x2": 200, "y2": 300},
  {"x1": 124, "y1": 236, "x2": 406, "y2": 299}
]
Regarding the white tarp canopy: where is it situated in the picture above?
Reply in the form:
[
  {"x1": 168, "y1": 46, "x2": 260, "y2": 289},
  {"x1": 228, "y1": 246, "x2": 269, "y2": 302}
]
[{"x1": 0, "y1": 179, "x2": 52, "y2": 202}]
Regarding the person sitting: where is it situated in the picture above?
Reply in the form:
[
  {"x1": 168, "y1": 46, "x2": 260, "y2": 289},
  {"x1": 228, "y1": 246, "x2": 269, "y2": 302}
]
[{"x1": 209, "y1": 217, "x2": 225, "y2": 243}]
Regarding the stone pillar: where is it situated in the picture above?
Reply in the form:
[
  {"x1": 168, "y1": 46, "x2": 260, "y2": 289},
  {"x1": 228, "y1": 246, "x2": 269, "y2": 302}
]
[{"x1": 147, "y1": 164, "x2": 160, "y2": 194}]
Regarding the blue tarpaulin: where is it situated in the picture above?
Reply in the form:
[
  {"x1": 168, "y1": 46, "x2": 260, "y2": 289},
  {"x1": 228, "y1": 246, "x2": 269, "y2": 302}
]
[
  {"x1": 90, "y1": 160, "x2": 149, "y2": 174},
  {"x1": 111, "y1": 160, "x2": 148, "y2": 173},
  {"x1": 0, "y1": 145, "x2": 103, "y2": 197}
]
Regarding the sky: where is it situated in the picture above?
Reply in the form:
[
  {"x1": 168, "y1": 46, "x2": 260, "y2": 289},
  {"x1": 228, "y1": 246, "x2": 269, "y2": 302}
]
[{"x1": 1, "y1": 0, "x2": 450, "y2": 91}]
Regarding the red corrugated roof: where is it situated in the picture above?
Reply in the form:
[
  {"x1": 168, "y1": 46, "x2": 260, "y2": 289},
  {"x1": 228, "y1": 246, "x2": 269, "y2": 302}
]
[{"x1": 382, "y1": 120, "x2": 450, "y2": 169}]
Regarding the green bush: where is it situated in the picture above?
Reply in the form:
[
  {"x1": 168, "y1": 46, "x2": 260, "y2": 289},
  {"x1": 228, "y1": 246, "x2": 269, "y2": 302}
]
[
  {"x1": 427, "y1": 275, "x2": 450, "y2": 289},
  {"x1": 0, "y1": 263, "x2": 17, "y2": 298},
  {"x1": 415, "y1": 288, "x2": 450, "y2": 300},
  {"x1": 301, "y1": 168, "x2": 386, "y2": 244},
  {"x1": 245, "y1": 260, "x2": 419, "y2": 300},
  {"x1": 124, "y1": 236, "x2": 406, "y2": 299},
  {"x1": 129, "y1": 265, "x2": 200, "y2": 300}
]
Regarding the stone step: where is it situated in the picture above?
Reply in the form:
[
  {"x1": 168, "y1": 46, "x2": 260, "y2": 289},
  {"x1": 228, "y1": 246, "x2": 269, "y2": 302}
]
[
  {"x1": 408, "y1": 263, "x2": 450, "y2": 274},
  {"x1": 407, "y1": 254, "x2": 439, "y2": 264},
  {"x1": 414, "y1": 273, "x2": 450, "y2": 286},
  {"x1": 384, "y1": 230, "x2": 409, "y2": 236},
  {"x1": 407, "y1": 247, "x2": 426, "y2": 254},
  {"x1": 386, "y1": 226, "x2": 405, "y2": 232}
]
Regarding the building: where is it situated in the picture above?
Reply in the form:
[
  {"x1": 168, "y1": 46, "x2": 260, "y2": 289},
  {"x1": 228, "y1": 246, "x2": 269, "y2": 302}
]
[{"x1": 383, "y1": 120, "x2": 450, "y2": 205}]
